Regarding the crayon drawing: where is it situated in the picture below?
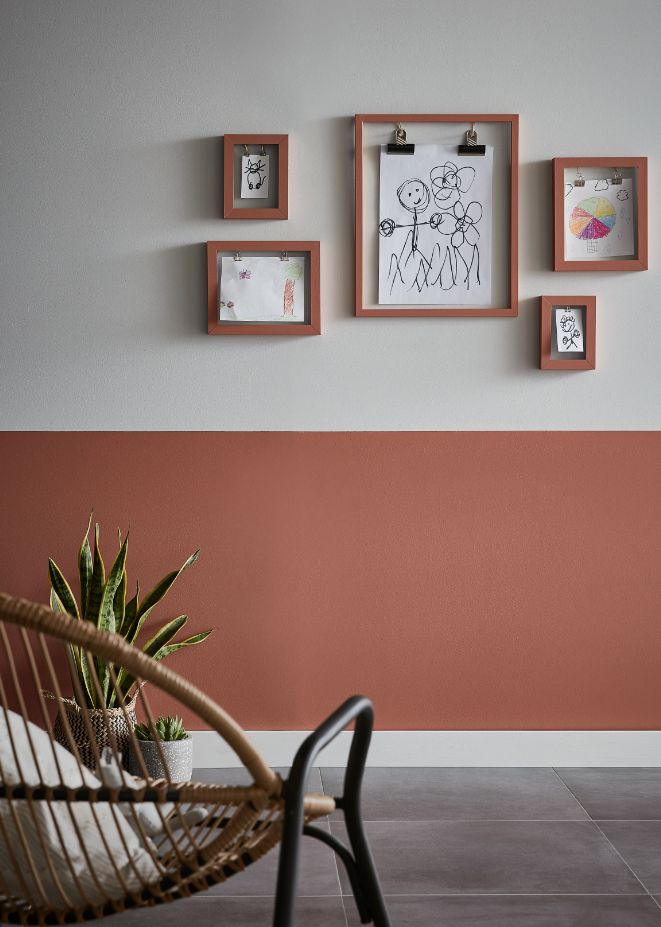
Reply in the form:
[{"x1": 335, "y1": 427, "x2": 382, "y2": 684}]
[
  {"x1": 219, "y1": 256, "x2": 305, "y2": 323},
  {"x1": 564, "y1": 178, "x2": 634, "y2": 259}
]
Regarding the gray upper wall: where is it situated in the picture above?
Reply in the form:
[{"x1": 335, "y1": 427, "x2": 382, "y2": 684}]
[{"x1": 1, "y1": 0, "x2": 658, "y2": 430}]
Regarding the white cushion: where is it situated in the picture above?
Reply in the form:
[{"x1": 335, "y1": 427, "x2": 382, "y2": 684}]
[
  {"x1": 0, "y1": 709, "x2": 160, "y2": 910},
  {"x1": 98, "y1": 747, "x2": 206, "y2": 838}
]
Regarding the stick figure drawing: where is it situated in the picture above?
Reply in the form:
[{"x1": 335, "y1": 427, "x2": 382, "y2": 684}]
[
  {"x1": 378, "y1": 144, "x2": 493, "y2": 306},
  {"x1": 555, "y1": 308, "x2": 584, "y2": 352}
]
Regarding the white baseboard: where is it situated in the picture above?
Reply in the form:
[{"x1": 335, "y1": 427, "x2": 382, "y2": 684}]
[{"x1": 190, "y1": 730, "x2": 661, "y2": 768}]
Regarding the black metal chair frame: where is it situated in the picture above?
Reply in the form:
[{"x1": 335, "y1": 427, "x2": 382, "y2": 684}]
[{"x1": 274, "y1": 696, "x2": 391, "y2": 927}]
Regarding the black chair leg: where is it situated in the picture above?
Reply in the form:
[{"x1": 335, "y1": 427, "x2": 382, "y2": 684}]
[
  {"x1": 273, "y1": 797, "x2": 304, "y2": 927},
  {"x1": 343, "y1": 804, "x2": 391, "y2": 926},
  {"x1": 341, "y1": 707, "x2": 391, "y2": 927},
  {"x1": 273, "y1": 696, "x2": 391, "y2": 927}
]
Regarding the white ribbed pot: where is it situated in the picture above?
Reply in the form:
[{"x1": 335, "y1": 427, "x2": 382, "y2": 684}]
[{"x1": 129, "y1": 736, "x2": 193, "y2": 782}]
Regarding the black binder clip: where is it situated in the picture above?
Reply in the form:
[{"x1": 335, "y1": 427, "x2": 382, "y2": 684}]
[
  {"x1": 387, "y1": 123, "x2": 415, "y2": 154},
  {"x1": 458, "y1": 122, "x2": 486, "y2": 156},
  {"x1": 611, "y1": 166, "x2": 622, "y2": 185}
]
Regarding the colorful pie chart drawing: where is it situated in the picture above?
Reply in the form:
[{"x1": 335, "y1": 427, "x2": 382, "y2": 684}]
[{"x1": 569, "y1": 196, "x2": 616, "y2": 240}]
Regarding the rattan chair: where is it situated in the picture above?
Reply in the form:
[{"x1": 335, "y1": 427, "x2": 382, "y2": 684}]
[{"x1": 0, "y1": 593, "x2": 391, "y2": 926}]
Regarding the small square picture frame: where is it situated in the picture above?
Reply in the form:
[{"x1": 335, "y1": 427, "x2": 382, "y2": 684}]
[
  {"x1": 223, "y1": 134, "x2": 288, "y2": 219},
  {"x1": 553, "y1": 157, "x2": 647, "y2": 271},
  {"x1": 207, "y1": 240, "x2": 320, "y2": 336},
  {"x1": 540, "y1": 295, "x2": 596, "y2": 370}
]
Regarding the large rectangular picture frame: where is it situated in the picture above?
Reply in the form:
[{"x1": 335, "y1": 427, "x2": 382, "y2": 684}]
[
  {"x1": 354, "y1": 113, "x2": 519, "y2": 317},
  {"x1": 552, "y1": 156, "x2": 648, "y2": 272},
  {"x1": 207, "y1": 240, "x2": 320, "y2": 336}
]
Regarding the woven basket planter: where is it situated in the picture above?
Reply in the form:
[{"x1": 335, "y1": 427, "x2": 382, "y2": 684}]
[{"x1": 45, "y1": 693, "x2": 138, "y2": 771}]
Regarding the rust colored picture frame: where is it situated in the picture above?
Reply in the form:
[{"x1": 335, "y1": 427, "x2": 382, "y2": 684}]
[
  {"x1": 553, "y1": 157, "x2": 648, "y2": 271},
  {"x1": 355, "y1": 113, "x2": 519, "y2": 317},
  {"x1": 207, "y1": 240, "x2": 320, "y2": 336},
  {"x1": 540, "y1": 295, "x2": 596, "y2": 370},
  {"x1": 223, "y1": 134, "x2": 288, "y2": 219}
]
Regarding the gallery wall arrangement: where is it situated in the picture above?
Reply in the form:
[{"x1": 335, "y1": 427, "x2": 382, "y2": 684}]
[{"x1": 211, "y1": 117, "x2": 647, "y2": 361}]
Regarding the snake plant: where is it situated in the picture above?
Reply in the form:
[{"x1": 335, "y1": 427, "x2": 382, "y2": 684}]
[
  {"x1": 48, "y1": 514, "x2": 211, "y2": 709},
  {"x1": 134, "y1": 715, "x2": 189, "y2": 742}
]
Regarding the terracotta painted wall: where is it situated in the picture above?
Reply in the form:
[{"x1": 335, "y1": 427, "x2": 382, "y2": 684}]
[{"x1": 1, "y1": 432, "x2": 660, "y2": 731}]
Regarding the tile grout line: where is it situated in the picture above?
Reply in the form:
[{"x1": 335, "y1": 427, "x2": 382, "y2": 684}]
[
  {"x1": 331, "y1": 817, "x2": 607, "y2": 823},
  {"x1": 319, "y1": 767, "x2": 350, "y2": 927},
  {"x1": 551, "y1": 768, "x2": 657, "y2": 902},
  {"x1": 590, "y1": 821, "x2": 659, "y2": 901}
]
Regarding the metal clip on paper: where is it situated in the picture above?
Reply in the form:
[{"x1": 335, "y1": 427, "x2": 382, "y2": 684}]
[
  {"x1": 234, "y1": 252, "x2": 242, "y2": 262},
  {"x1": 387, "y1": 123, "x2": 415, "y2": 154},
  {"x1": 458, "y1": 122, "x2": 486, "y2": 156},
  {"x1": 280, "y1": 251, "x2": 289, "y2": 261},
  {"x1": 611, "y1": 166, "x2": 622, "y2": 185},
  {"x1": 573, "y1": 168, "x2": 586, "y2": 188}
]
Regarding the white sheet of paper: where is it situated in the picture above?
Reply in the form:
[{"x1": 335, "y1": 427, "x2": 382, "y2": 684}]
[
  {"x1": 241, "y1": 154, "x2": 270, "y2": 199},
  {"x1": 564, "y1": 178, "x2": 634, "y2": 259},
  {"x1": 378, "y1": 143, "x2": 493, "y2": 306},
  {"x1": 219, "y1": 256, "x2": 305, "y2": 323},
  {"x1": 555, "y1": 307, "x2": 584, "y2": 353}
]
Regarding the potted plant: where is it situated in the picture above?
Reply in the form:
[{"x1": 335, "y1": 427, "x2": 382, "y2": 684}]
[
  {"x1": 130, "y1": 715, "x2": 193, "y2": 781},
  {"x1": 47, "y1": 514, "x2": 211, "y2": 769}
]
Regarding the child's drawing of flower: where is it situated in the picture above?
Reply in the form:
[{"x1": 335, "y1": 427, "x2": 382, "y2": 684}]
[
  {"x1": 430, "y1": 161, "x2": 476, "y2": 210},
  {"x1": 437, "y1": 200, "x2": 482, "y2": 248}
]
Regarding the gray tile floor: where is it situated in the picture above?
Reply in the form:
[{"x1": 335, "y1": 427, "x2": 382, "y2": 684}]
[{"x1": 101, "y1": 767, "x2": 661, "y2": 926}]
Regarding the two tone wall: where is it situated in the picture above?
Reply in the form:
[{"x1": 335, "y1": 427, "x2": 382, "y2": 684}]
[{"x1": 2, "y1": 1, "x2": 661, "y2": 747}]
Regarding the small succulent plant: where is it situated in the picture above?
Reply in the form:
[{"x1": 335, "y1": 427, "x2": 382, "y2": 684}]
[{"x1": 134, "y1": 715, "x2": 189, "y2": 742}]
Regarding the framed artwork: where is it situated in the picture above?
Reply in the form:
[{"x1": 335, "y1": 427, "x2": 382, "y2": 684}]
[
  {"x1": 223, "y1": 134, "x2": 288, "y2": 219},
  {"x1": 553, "y1": 157, "x2": 647, "y2": 271},
  {"x1": 354, "y1": 113, "x2": 519, "y2": 317},
  {"x1": 207, "y1": 240, "x2": 320, "y2": 336},
  {"x1": 540, "y1": 295, "x2": 596, "y2": 370}
]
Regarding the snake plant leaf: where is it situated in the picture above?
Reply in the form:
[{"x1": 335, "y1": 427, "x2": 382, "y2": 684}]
[
  {"x1": 141, "y1": 614, "x2": 189, "y2": 659},
  {"x1": 124, "y1": 549, "x2": 200, "y2": 645},
  {"x1": 152, "y1": 629, "x2": 212, "y2": 661},
  {"x1": 94, "y1": 534, "x2": 129, "y2": 705},
  {"x1": 117, "y1": 626, "x2": 211, "y2": 699},
  {"x1": 120, "y1": 579, "x2": 140, "y2": 637},
  {"x1": 97, "y1": 534, "x2": 128, "y2": 636},
  {"x1": 114, "y1": 613, "x2": 188, "y2": 700},
  {"x1": 49, "y1": 587, "x2": 66, "y2": 615},
  {"x1": 50, "y1": 588, "x2": 96, "y2": 707},
  {"x1": 78, "y1": 512, "x2": 93, "y2": 619},
  {"x1": 113, "y1": 568, "x2": 126, "y2": 630},
  {"x1": 137, "y1": 550, "x2": 199, "y2": 618},
  {"x1": 48, "y1": 560, "x2": 80, "y2": 619},
  {"x1": 70, "y1": 648, "x2": 96, "y2": 708},
  {"x1": 85, "y1": 523, "x2": 106, "y2": 624}
]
